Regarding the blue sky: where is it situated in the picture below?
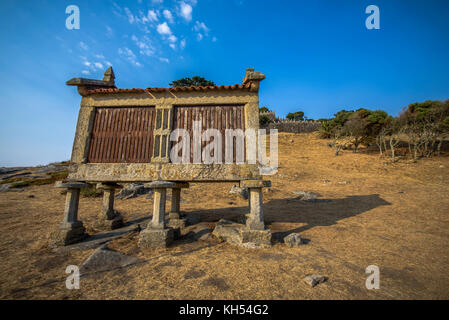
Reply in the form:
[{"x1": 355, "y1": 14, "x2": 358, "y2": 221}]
[{"x1": 1, "y1": 0, "x2": 448, "y2": 166}]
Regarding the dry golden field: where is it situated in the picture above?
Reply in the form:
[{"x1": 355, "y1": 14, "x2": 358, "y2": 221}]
[{"x1": 0, "y1": 132, "x2": 448, "y2": 299}]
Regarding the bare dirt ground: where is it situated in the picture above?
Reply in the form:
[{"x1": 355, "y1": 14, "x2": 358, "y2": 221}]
[{"x1": 0, "y1": 132, "x2": 448, "y2": 299}]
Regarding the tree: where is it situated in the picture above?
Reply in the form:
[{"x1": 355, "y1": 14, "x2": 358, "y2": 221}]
[
  {"x1": 259, "y1": 106, "x2": 270, "y2": 113},
  {"x1": 169, "y1": 76, "x2": 215, "y2": 87},
  {"x1": 259, "y1": 114, "x2": 271, "y2": 126},
  {"x1": 343, "y1": 117, "x2": 366, "y2": 153},
  {"x1": 399, "y1": 100, "x2": 449, "y2": 159},
  {"x1": 286, "y1": 111, "x2": 305, "y2": 121},
  {"x1": 387, "y1": 118, "x2": 404, "y2": 162}
]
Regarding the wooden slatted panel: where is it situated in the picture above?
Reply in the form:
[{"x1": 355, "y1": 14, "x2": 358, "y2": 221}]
[
  {"x1": 172, "y1": 105, "x2": 245, "y2": 163},
  {"x1": 88, "y1": 107, "x2": 156, "y2": 163}
]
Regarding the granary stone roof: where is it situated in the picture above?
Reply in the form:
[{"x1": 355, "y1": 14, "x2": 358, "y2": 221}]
[
  {"x1": 66, "y1": 67, "x2": 264, "y2": 96},
  {"x1": 83, "y1": 83, "x2": 252, "y2": 95}
]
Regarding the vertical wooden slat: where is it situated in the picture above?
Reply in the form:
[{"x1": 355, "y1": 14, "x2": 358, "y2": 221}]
[{"x1": 88, "y1": 107, "x2": 155, "y2": 163}]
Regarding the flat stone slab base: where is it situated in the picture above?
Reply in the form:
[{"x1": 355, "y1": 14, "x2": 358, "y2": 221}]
[
  {"x1": 50, "y1": 223, "x2": 88, "y2": 247},
  {"x1": 138, "y1": 228, "x2": 174, "y2": 249},
  {"x1": 80, "y1": 245, "x2": 140, "y2": 275},
  {"x1": 212, "y1": 219, "x2": 272, "y2": 248},
  {"x1": 94, "y1": 213, "x2": 124, "y2": 230}
]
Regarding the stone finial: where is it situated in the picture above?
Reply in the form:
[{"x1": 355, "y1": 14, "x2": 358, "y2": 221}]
[
  {"x1": 66, "y1": 66, "x2": 116, "y2": 96},
  {"x1": 242, "y1": 68, "x2": 265, "y2": 91},
  {"x1": 102, "y1": 66, "x2": 115, "y2": 84}
]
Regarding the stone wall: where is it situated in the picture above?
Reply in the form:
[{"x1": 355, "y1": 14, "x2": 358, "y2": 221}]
[{"x1": 261, "y1": 120, "x2": 321, "y2": 133}]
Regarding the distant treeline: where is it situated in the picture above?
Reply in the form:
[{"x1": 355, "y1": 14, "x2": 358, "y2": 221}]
[{"x1": 317, "y1": 99, "x2": 449, "y2": 160}]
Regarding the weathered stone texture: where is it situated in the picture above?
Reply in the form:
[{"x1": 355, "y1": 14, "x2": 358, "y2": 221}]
[
  {"x1": 283, "y1": 233, "x2": 303, "y2": 248},
  {"x1": 138, "y1": 228, "x2": 174, "y2": 249},
  {"x1": 212, "y1": 219, "x2": 272, "y2": 248}
]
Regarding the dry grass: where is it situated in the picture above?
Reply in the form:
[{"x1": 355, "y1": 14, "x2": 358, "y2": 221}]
[{"x1": 0, "y1": 132, "x2": 448, "y2": 299}]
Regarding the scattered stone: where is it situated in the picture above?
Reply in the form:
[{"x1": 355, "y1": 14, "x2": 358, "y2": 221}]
[
  {"x1": 0, "y1": 184, "x2": 11, "y2": 192},
  {"x1": 35, "y1": 164, "x2": 67, "y2": 174},
  {"x1": 212, "y1": 219, "x2": 271, "y2": 248},
  {"x1": 229, "y1": 185, "x2": 248, "y2": 200},
  {"x1": 0, "y1": 171, "x2": 31, "y2": 180},
  {"x1": 80, "y1": 245, "x2": 140, "y2": 274},
  {"x1": 0, "y1": 183, "x2": 24, "y2": 192},
  {"x1": 338, "y1": 181, "x2": 350, "y2": 185},
  {"x1": 115, "y1": 183, "x2": 153, "y2": 200},
  {"x1": 303, "y1": 275, "x2": 327, "y2": 287},
  {"x1": 289, "y1": 139, "x2": 294, "y2": 143},
  {"x1": 283, "y1": 233, "x2": 303, "y2": 248},
  {"x1": 322, "y1": 179, "x2": 331, "y2": 183},
  {"x1": 0, "y1": 167, "x2": 26, "y2": 175},
  {"x1": 293, "y1": 190, "x2": 320, "y2": 201}
]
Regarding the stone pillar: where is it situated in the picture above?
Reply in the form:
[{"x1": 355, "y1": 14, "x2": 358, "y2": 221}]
[
  {"x1": 51, "y1": 181, "x2": 89, "y2": 246},
  {"x1": 246, "y1": 187, "x2": 265, "y2": 230},
  {"x1": 151, "y1": 188, "x2": 166, "y2": 229},
  {"x1": 94, "y1": 183, "x2": 123, "y2": 230},
  {"x1": 169, "y1": 188, "x2": 181, "y2": 220},
  {"x1": 167, "y1": 184, "x2": 190, "y2": 229},
  {"x1": 138, "y1": 181, "x2": 176, "y2": 249},
  {"x1": 238, "y1": 180, "x2": 272, "y2": 247}
]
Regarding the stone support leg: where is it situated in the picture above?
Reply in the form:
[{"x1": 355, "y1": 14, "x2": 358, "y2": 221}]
[
  {"x1": 94, "y1": 183, "x2": 123, "y2": 230},
  {"x1": 151, "y1": 188, "x2": 166, "y2": 229},
  {"x1": 167, "y1": 188, "x2": 187, "y2": 229},
  {"x1": 51, "y1": 181, "x2": 89, "y2": 246},
  {"x1": 246, "y1": 187, "x2": 265, "y2": 230},
  {"x1": 139, "y1": 182, "x2": 174, "y2": 248}
]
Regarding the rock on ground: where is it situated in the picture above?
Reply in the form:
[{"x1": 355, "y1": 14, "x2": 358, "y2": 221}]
[
  {"x1": 212, "y1": 219, "x2": 271, "y2": 248},
  {"x1": 0, "y1": 167, "x2": 26, "y2": 175},
  {"x1": 35, "y1": 164, "x2": 67, "y2": 174},
  {"x1": 115, "y1": 183, "x2": 153, "y2": 200},
  {"x1": 303, "y1": 275, "x2": 328, "y2": 287},
  {"x1": 80, "y1": 245, "x2": 140, "y2": 274},
  {"x1": 293, "y1": 190, "x2": 320, "y2": 201},
  {"x1": 229, "y1": 185, "x2": 248, "y2": 200},
  {"x1": 283, "y1": 233, "x2": 303, "y2": 247}
]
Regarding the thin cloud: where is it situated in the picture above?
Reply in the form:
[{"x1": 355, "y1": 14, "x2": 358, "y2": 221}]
[
  {"x1": 163, "y1": 9, "x2": 174, "y2": 23},
  {"x1": 79, "y1": 41, "x2": 88, "y2": 50},
  {"x1": 131, "y1": 35, "x2": 155, "y2": 56},
  {"x1": 180, "y1": 39, "x2": 186, "y2": 49},
  {"x1": 179, "y1": 2, "x2": 193, "y2": 22},
  {"x1": 118, "y1": 47, "x2": 142, "y2": 67},
  {"x1": 157, "y1": 22, "x2": 172, "y2": 35},
  {"x1": 148, "y1": 10, "x2": 158, "y2": 22},
  {"x1": 124, "y1": 7, "x2": 135, "y2": 24}
]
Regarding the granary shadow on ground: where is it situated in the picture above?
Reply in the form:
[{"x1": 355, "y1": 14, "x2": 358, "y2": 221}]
[{"x1": 185, "y1": 194, "x2": 391, "y2": 242}]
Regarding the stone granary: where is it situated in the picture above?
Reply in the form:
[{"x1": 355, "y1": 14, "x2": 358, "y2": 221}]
[{"x1": 52, "y1": 67, "x2": 272, "y2": 248}]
